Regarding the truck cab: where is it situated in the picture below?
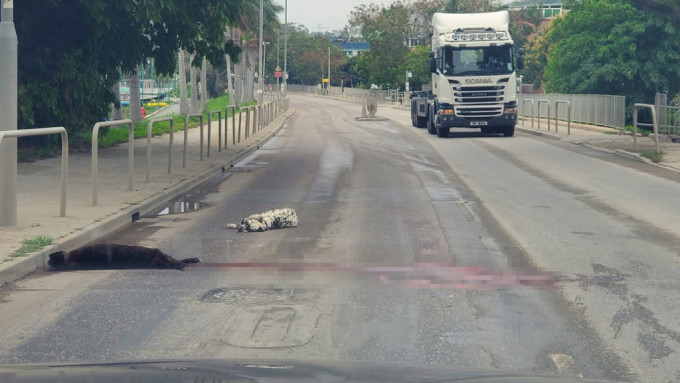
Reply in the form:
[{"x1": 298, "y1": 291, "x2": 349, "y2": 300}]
[{"x1": 411, "y1": 11, "x2": 524, "y2": 137}]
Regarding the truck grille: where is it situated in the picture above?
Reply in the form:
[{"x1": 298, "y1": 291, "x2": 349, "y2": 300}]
[{"x1": 452, "y1": 84, "x2": 505, "y2": 117}]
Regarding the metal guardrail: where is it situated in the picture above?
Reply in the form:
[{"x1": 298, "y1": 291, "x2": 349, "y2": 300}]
[
  {"x1": 555, "y1": 100, "x2": 571, "y2": 135},
  {"x1": 183, "y1": 114, "x2": 203, "y2": 167},
  {"x1": 519, "y1": 93, "x2": 625, "y2": 129},
  {"x1": 208, "y1": 110, "x2": 221, "y2": 156},
  {"x1": 633, "y1": 103, "x2": 660, "y2": 154},
  {"x1": 91, "y1": 120, "x2": 134, "y2": 206},
  {"x1": 146, "y1": 117, "x2": 174, "y2": 182},
  {"x1": 537, "y1": 100, "x2": 551, "y2": 131},
  {"x1": 0, "y1": 127, "x2": 68, "y2": 218}
]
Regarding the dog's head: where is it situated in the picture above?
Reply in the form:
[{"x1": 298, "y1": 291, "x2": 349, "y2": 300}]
[{"x1": 48, "y1": 251, "x2": 66, "y2": 268}]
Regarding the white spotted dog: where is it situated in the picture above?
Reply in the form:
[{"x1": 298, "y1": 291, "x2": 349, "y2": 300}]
[{"x1": 227, "y1": 208, "x2": 299, "y2": 232}]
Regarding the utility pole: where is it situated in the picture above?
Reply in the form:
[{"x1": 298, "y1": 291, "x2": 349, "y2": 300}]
[
  {"x1": 328, "y1": 45, "x2": 331, "y2": 94},
  {"x1": 0, "y1": 0, "x2": 17, "y2": 226},
  {"x1": 283, "y1": 0, "x2": 288, "y2": 96},
  {"x1": 258, "y1": 0, "x2": 264, "y2": 104}
]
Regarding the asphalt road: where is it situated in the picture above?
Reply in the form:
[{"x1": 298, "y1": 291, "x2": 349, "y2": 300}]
[{"x1": 1, "y1": 94, "x2": 680, "y2": 382}]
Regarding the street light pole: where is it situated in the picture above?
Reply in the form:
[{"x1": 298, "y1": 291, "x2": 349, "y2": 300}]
[
  {"x1": 283, "y1": 0, "x2": 288, "y2": 96},
  {"x1": 0, "y1": 0, "x2": 18, "y2": 226},
  {"x1": 263, "y1": 41, "x2": 269, "y2": 92},
  {"x1": 258, "y1": 0, "x2": 264, "y2": 104}
]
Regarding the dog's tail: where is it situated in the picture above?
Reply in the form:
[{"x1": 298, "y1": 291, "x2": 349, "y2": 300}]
[{"x1": 179, "y1": 257, "x2": 200, "y2": 264}]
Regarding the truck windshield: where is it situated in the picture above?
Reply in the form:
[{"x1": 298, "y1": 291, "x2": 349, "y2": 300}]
[{"x1": 441, "y1": 45, "x2": 514, "y2": 76}]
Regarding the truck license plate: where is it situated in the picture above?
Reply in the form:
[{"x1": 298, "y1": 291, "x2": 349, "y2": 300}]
[{"x1": 470, "y1": 121, "x2": 488, "y2": 126}]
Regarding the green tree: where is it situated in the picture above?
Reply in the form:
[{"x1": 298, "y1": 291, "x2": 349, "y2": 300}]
[
  {"x1": 284, "y1": 25, "x2": 347, "y2": 86},
  {"x1": 15, "y1": 0, "x2": 244, "y2": 146},
  {"x1": 398, "y1": 45, "x2": 430, "y2": 91},
  {"x1": 349, "y1": 3, "x2": 411, "y2": 88},
  {"x1": 521, "y1": 29, "x2": 551, "y2": 88},
  {"x1": 544, "y1": 0, "x2": 680, "y2": 112}
]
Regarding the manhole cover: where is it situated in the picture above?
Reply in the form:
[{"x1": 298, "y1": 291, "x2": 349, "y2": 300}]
[
  {"x1": 222, "y1": 304, "x2": 320, "y2": 348},
  {"x1": 202, "y1": 287, "x2": 295, "y2": 303}
]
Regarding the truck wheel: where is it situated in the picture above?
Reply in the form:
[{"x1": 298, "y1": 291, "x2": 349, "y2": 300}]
[
  {"x1": 437, "y1": 126, "x2": 449, "y2": 137},
  {"x1": 427, "y1": 109, "x2": 437, "y2": 135},
  {"x1": 416, "y1": 116, "x2": 427, "y2": 128},
  {"x1": 502, "y1": 125, "x2": 515, "y2": 137}
]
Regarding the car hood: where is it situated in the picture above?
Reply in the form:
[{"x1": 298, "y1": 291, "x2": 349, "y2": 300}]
[{"x1": 0, "y1": 359, "x2": 623, "y2": 382}]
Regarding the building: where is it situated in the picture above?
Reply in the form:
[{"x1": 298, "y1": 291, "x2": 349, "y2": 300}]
[
  {"x1": 507, "y1": 0, "x2": 568, "y2": 19},
  {"x1": 335, "y1": 41, "x2": 371, "y2": 57}
]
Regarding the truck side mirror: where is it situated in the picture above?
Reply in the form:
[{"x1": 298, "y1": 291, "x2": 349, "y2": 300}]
[
  {"x1": 429, "y1": 57, "x2": 437, "y2": 73},
  {"x1": 516, "y1": 47, "x2": 525, "y2": 70}
]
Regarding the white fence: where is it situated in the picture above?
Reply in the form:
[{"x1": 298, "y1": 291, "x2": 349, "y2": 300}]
[{"x1": 519, "y1": 93, "x2": 625, "y2": 129}]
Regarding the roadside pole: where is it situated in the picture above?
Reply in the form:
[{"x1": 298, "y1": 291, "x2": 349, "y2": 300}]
[{"x1": 0, "y1": 0, "x2": 18, "y2": 226}]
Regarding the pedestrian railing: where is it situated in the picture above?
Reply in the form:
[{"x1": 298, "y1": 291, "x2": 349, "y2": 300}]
[
  {"x1": 0, "y1": 127, "x2": 68, "y2": 219},
  {"x1": 519, "y1": 93, "x2": 625, "y2": 130},
  {"x1": 537, "y1": 100, "x2": 551, "y2": 131},
  {"x1": 146, "y1": 117, "x2": 174, "y2": 182},
  {"x1": 555, "y1": 100, "x2": 571, "y2": 135},
  {"x1": 522, "y1": 99, "x2": 534, "y2": 129},
  {"x1": 91, "y1": 120, "x2": 134, "y2": 206},
  {"x1": 633, "y1": 104, "x2": 660, "y2": 154},
  {"x1": 208, "y1": 110, "x2": 222, "y2": 156},
  {"x1": 225, "y1": 106, "x2": 236, "y2": 148},
  {"x1": 183, "y1": 114, "x2": 203, "y2": 166}
]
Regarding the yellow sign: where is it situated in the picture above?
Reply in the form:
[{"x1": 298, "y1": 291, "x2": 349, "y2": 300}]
[{"x1": 322, "y1": 78, "x2": 329, "y2": 83}]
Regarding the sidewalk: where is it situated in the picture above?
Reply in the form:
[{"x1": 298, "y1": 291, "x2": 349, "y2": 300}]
[
  {"x1": 0, "y1": 105, "x2": 295, "y2": 286},
  {"x1": 515, "y1": 117, "x2": 680, "y2": 172}
]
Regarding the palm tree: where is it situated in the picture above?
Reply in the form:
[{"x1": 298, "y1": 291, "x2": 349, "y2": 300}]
[
  {"x1": 228, "y1": 0, "x2": 282, "y2": 104},
  {"x1": 178, "y1": 50, "x2": 189, "y2": 114}
]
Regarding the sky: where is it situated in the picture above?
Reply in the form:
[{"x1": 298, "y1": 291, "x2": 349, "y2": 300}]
[
  {"x1": 277, "y1": 0, "x2": 399, "y2": 32},
  {"x1": 277, "y1": 0, "x2": 516, "y2": 33}
]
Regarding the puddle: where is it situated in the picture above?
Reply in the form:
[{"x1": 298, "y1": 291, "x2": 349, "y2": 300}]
[
  {"x1": 152, "y1": 173, "x2": 230, "y2": 216},
  {"x1": 157, "y1": 201, "x2": 204, "y2": 215}
]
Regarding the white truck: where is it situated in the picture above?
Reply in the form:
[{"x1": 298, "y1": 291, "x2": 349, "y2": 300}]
[{"x1": 410, "y1": 10, "x2": 524, "y2": 137}]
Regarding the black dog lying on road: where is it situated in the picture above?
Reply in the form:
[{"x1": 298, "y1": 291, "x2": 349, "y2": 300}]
[{"x1": 48, "y1": 244, "x2": 200, "y2": 270}]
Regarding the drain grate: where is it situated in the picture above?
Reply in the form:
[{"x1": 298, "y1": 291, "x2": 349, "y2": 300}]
[{"x1": 202, "y1": 287, "x2": 295, "y2": 303}]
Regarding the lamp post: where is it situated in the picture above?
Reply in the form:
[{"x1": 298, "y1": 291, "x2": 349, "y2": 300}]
[
  {"x1": 406, "y1": 70, "x2": 412, "y2": 92},
  {"x1": 258, "y1": 0, "x2": 264, "y2": 104},
  {"x1": 0, "y1": 0, "x2": 18, "y2": 226},
  {"x1": 254, "y1": 71, "x2": 259, "y2": 100},
  {"x1": 263, "y1": 41, "x2": 270, "y2": 94},
  {"x1": 283, "y1": 0, "x2": 288, "y2": 96}
]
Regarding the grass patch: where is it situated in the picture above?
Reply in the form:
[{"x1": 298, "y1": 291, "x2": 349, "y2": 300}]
[
  {"x1": 80, "y1": 93, "x2": 257, "y2": 149},
  {"x1": 640, "y1": 150, "x2": 663, "y2": 163},
  {"x1": 12, "y1": 235, "x2": 53, "y2": 258},
  {"x1": 624, "y1": 125, "x2": 651, "y2": 137}
]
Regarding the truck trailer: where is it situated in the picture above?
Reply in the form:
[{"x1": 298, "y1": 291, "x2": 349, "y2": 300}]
[{"x1": 410, "y1": 11, "x2": 524, "y2": 137}]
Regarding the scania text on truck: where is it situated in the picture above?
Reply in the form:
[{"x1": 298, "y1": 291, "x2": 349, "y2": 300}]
[{"x1": 410, "y1": 10, "x2": 524, "y2": 137}]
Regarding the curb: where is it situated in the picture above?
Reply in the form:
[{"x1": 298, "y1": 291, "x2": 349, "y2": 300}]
[
  {"x1": 516, "y1": 126, "x2": 562, "y2": 140},
  {"x1": 0, "y1": 108, "x2": 296, "y2": 287}
]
